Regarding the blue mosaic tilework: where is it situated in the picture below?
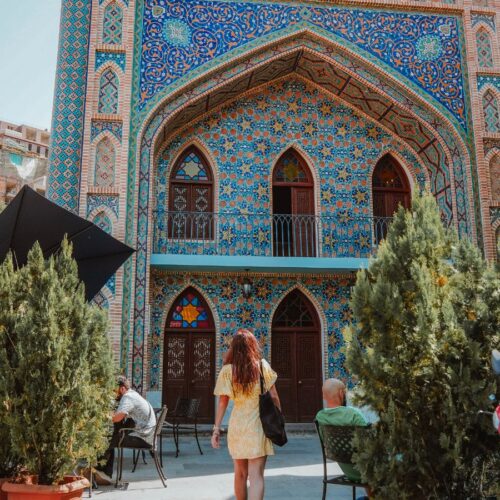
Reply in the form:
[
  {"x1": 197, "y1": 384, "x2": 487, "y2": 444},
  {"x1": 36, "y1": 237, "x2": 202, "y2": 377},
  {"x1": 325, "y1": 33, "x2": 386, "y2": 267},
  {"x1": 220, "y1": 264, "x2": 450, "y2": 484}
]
[
  {"x1": 87, "y1": 194, "x2": 119, "y2": 218},
  {"x1": 47, "y1": 0, "x2": 92, "y2": 212},
  {"x1": 478, "y1": 75, "x2": 500, "y2": 91},
  {"x1": 106, "y1": 275, "x2": 116, "y2": 296},
  {"x1": 154, "y1": 79, "x2": 427, "y2": 256},
  {"x1": 150, "y1": 272, "x2": 355, "y2": 390},
  {"x1": 471, "y1": 13, "x2": 496, "y2": 31},
  {"x1": 91, "y1": 119, "x2": 123, "y2": 141},
  {"x1": 96, "y1": 50, "x2": 126, "y2": 71},
  {"x1": 139, "y1": 0, "x2": 467, "y2": 128}
]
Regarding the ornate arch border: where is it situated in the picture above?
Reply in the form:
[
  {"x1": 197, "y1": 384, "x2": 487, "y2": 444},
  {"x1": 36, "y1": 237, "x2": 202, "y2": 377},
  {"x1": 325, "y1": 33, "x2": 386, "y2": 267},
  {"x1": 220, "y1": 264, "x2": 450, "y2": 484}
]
[{"x1": 124, "y1": 31, "x2": 476, "y2": 390}]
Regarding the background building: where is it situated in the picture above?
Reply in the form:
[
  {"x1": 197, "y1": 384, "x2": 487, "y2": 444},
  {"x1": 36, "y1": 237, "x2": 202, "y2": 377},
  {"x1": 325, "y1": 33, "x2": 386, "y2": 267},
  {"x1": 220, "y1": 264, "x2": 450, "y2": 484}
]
[
  {"x1": 0, "y1": 120, "x2": 49, "y2": 204},
  {"x1": 48, "y1": 0, "x2": 499, "y2": 421}
]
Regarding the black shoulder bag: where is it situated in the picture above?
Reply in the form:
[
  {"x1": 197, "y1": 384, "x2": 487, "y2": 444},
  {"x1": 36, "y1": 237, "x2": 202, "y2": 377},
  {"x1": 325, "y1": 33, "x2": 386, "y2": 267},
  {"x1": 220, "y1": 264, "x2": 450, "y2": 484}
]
[{"x1": 259, "y1": 360, "x2": 288, "y2": 447}]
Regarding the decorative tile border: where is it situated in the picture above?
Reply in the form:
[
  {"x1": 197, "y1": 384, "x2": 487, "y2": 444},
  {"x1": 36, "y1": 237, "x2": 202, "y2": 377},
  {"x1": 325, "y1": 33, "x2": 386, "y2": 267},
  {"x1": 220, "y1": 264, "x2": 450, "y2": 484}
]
[
  {"x1": 96, "y1": 50, "x2": 126, "y2": 71},
  {"x1": 87, "y1": 194, "x2": 120, "y2": 218},
  {"x1": 471, "y1": 13, "x2": 496, "y2": 31},
  {"x1": 91, "y1": 119, "x2": 123, "y2": 141},
  {"x1": 477, "y1": 75, "x2": 500, "y2": 91}
]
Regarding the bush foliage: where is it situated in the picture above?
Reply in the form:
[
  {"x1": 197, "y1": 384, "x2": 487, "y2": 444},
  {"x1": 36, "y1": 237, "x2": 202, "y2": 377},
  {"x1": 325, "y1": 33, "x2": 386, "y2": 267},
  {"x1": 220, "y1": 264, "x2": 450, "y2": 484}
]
[
  {"x1": 0, "y1": 240, "x2": 115, "y2": 484},
  {"x1": 346, "y1": 193, "x2": 499, "y2": 498}
]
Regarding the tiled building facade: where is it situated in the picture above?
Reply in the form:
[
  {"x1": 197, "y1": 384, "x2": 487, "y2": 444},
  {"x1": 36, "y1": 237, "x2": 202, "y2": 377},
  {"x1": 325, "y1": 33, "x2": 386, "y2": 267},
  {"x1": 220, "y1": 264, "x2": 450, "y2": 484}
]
[{"x1": 48, "y1": 0, "x2": 499, "y2": 421}]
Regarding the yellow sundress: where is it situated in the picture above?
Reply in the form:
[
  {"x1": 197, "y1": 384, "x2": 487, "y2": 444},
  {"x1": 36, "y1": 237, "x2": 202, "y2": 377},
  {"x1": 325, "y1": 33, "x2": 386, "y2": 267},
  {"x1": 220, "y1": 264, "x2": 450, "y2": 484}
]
[{"x1": 214, "y1": 359, "x2": 277, "y2": 459}]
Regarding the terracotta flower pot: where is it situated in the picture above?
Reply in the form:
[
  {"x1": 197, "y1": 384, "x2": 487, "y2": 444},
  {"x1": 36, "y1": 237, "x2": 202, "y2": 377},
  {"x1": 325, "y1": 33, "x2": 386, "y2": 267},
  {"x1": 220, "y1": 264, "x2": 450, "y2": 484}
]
[
  {"x1": 0, "y1": 478, "x2": 11, "y2": 500},
  {"x1": 2, "y1": 475, "x2": 89, "y2": 500}
]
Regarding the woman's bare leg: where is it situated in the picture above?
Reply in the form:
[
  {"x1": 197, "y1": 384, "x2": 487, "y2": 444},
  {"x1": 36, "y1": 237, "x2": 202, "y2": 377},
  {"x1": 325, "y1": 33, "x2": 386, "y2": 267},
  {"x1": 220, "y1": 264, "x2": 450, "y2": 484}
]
[
  {"x1": 248, "y1": 456, "x2": 267, "y2": 500},
  {"x1": 233, "y1": 459, "x2": 249, "y2": 500}
]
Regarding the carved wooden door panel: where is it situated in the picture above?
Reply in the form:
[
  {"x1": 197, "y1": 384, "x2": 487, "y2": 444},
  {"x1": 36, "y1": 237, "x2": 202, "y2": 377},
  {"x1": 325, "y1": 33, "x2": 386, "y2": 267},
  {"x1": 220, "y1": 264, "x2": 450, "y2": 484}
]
[
  {"x1": 190, "y1": 334, "x2": 215, "y2": 422},
  {"x1": 163, "y1": 335, "x2": 188, "y2": 416}
]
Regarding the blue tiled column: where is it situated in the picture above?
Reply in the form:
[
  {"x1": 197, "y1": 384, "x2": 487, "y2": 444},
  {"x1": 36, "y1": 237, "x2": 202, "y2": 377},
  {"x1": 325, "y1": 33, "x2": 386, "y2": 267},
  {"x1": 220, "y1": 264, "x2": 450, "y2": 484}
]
[{"x1": 47, "y1": 0, "x2": 92, "y2": 212}]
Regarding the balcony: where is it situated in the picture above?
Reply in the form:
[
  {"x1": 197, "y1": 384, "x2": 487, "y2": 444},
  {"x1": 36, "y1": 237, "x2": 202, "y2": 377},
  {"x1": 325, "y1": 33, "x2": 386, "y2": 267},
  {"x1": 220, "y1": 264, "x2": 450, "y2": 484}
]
[{"x1": 151, "y1": 212, "x2": 392, "y2": 273}]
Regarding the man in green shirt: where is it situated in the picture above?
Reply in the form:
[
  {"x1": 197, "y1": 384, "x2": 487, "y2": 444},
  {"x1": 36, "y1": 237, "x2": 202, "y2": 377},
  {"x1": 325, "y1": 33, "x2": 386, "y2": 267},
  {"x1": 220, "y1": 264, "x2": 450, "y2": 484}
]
[{"x1": 316, "y1": 378, "x2": 368, "y2": 485}]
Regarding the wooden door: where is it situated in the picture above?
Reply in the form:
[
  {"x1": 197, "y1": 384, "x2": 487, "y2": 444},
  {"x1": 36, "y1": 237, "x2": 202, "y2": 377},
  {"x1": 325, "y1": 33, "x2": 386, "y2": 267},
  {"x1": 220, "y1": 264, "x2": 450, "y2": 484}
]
[
  {"x1": 271, "y1": 290, "x2": 322, "y2": 422},
  {"x1": 163, "y1": 288, "x2": 215, "y2": 423},
  {"x1": 292, "y1": 188, "x2": 315, "y2": 257}
]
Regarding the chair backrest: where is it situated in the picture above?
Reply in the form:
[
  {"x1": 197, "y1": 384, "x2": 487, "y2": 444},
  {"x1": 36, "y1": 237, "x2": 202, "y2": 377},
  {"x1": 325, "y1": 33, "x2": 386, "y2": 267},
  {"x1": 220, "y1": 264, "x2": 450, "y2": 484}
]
[
  {"x1": 187, "y1": 398, "x2": 201, "y2": 419},
  {"x1": 172, "y1": 397, "x2": 190, "y2": 418},
  {"x1": 316, "y1": 422, "x2": 361, "y2": 465},
  {"x1": 153, "y1": 405, "x2": 168, "y2": 445}
]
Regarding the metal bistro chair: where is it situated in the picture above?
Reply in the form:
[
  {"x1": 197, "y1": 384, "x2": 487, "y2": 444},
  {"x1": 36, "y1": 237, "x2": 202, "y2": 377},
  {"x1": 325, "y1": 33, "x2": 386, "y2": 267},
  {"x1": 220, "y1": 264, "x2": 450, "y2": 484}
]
[
  {"x1": 161, "y1": 397, "x2": 203, "y2": 460},
  {"x1": 115, "y1": 405, "x2": 168, "y2": 488},
  {"x1": 315, "y1": 421, "x2": 371, "y2": 500}
]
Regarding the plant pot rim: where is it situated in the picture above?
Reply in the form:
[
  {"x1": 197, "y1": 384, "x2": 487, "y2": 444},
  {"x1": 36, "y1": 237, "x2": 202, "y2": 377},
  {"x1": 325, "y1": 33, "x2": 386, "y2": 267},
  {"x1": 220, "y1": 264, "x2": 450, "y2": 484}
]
[{"x1": 2, "y1": 475, "x2": 89, "y2": 493}]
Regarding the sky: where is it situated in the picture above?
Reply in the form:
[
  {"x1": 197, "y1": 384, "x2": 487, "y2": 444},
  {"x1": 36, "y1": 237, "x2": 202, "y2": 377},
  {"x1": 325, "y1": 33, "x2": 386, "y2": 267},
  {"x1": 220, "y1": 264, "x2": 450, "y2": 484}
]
[{"x1": 0, "y1": 1, "x2": 61, "y2": 130}]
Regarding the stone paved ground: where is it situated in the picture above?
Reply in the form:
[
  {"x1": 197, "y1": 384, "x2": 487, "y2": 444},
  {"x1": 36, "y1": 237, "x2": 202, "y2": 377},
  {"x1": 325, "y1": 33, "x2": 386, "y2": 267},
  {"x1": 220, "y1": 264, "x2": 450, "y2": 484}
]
[{"x1": 92, "y1": 433, "x2": 364, "y2": 499}]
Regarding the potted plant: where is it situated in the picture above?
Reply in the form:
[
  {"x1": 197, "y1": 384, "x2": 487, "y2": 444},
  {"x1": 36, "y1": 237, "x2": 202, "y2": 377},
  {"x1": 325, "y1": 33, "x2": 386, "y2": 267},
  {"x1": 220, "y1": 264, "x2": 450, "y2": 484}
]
[{"x1": 0, "y1": 241, "x2": 115, "y2": 499}]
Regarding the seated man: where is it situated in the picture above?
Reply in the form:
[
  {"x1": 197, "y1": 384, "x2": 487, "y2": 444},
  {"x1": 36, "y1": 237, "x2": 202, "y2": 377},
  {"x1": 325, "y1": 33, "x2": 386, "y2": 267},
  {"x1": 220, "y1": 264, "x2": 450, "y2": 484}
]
[
  {"x1": 94, "y1": 376, "x2": 156, "y2": 485},
  {"x1": 316, "y1": 378, "x2": 367, "y2": 484}
]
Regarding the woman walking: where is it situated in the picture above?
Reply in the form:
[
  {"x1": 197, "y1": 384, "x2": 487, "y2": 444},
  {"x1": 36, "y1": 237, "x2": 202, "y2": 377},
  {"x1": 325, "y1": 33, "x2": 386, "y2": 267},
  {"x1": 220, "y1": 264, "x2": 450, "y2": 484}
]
[{"x1": 212, "y1": 328, "x2": 282, "y2": 500}]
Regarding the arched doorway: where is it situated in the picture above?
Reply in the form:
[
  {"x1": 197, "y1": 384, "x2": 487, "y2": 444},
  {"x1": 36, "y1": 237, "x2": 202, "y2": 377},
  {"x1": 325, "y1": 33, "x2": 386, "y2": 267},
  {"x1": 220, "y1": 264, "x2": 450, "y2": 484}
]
[
  {"x1": 372, "y1": 154, "x2": 411, "y2": 242},
  {"x1": 271, "y1": 289, "x2": 322, "y2": 422},
  {"x1": 163, "y1": 287, "x2": 215, "y2": 423},
  {"x1": 272, "y1": 149, "x2": 316, "y2": 257}
]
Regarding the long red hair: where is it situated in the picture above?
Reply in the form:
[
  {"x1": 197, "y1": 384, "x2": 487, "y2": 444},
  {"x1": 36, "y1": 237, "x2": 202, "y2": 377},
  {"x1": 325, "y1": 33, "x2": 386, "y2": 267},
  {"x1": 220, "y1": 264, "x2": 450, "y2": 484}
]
[{"x1": 224, "y1": 328, "x2": 261, "y2": 395}]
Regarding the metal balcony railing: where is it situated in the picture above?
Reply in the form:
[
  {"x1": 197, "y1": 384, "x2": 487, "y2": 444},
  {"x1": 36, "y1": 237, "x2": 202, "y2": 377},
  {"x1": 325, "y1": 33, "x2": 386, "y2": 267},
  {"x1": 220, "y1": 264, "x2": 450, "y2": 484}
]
[{"x1": 154, "y1": 212, "x2": 393, "y2": 258}]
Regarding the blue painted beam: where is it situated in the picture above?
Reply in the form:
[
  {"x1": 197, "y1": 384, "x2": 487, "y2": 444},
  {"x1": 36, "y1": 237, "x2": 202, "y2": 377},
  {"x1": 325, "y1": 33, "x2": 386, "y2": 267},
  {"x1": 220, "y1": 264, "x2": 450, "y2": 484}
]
[{"x1": 150, "y1": 254, "x2": 369, "y2": 273}]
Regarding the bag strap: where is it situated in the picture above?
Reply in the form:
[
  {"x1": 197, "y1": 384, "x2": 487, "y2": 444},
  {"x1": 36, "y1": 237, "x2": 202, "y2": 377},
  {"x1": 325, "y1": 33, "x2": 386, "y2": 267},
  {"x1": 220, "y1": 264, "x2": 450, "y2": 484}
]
[{"x1": 259, "y1": 360, "x2": 265, "y2": 395}]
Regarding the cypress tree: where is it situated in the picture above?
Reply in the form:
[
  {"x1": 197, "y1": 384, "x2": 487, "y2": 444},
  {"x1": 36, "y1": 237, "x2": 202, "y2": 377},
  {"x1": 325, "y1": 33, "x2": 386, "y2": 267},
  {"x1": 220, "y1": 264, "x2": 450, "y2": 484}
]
[
  {"x1": 346, "y1": 193, "x2": 499, "y2": 498},
  {"x1": 0, "y1": 240, "x2": 115, "y2": 485}
]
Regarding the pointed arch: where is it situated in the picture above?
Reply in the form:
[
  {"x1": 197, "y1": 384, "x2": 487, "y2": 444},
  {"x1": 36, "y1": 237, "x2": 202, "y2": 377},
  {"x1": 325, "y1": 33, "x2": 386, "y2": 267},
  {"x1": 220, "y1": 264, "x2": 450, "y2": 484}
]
[
  {"x1": 98, "y1": 68, "x2": 119, "y2": 114},
  {"x1": 272, "y1": 148, "x2": 316, "y2": 257},
  {"x1": 271, "y1": 287, "x2": 323, "y2": 422},
  {"x1": 93, "y1": 210, "x2": 112, "y2": 234},
  {"x1": 168, "y1": 145, "x2": 214, "y2": 239},
  {"x1": 476, "y1": 28, "x2": 494, "y2": 68},
  {"x1": 483, "y1": 89, "x2": 500, "y2": 134},
  {"x1": 372, "y1": 153, "x2": 411, "y2": 215},
  {"x1": 94, "y1": 136, "x2": 116, "y2": 187},
  {"x1": 162, "y1": 286, "x2": 216, "y2": 422},
  {"x1": 102, "y1": 1, "x2": 123, "y2": 45}
]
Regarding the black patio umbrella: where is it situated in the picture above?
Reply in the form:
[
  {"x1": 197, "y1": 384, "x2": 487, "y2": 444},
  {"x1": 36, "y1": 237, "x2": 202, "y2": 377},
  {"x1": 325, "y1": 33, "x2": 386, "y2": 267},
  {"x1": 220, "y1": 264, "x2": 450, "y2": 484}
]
[{"x1": 0, "y1": 186, "x2": 134, "y2": 301}]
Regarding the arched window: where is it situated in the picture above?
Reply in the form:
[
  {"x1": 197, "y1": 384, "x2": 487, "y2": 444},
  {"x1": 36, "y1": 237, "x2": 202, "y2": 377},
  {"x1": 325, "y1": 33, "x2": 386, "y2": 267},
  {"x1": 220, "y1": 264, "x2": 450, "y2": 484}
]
[
  {"x1": 102, "y1": 2, "x2": 123, "y2": 45},
  {"x1": 476, "y1": 29, "x2": 494, "y2": 68},
  {"x1": 272, "y1": 149, "x2": 315, "y2": 257},
  {"x1": 98, "y1": 69, "x2": 119, "y2": 114},
  {"x1": 163, "y1": 287, "x2": 215, "y2": 422},
  {"x1": 372, "y1": 154, "x2": 411, "y2": 242},
  {"x1": 168, "y1": 147, "x2": 213, "y2": 239},
  {"x1": 94, "y1": 137, "x2": 115, "y2": 187},
  {"x1": 490, "y1": 154, "x2": 500, "y2": 201},
  {"x1": 483, "y1": 90, "x2": 500, "y2": 133},
  {"x1": 94, "y1": 211, "x2": 112, "y2": 234}
]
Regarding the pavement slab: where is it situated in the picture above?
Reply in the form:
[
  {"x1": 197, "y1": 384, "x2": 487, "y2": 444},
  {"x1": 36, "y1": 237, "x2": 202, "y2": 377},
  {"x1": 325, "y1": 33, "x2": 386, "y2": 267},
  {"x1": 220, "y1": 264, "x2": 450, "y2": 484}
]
[{"x1": 90, "y1": 434, "x2": 365, "y2": 500}]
